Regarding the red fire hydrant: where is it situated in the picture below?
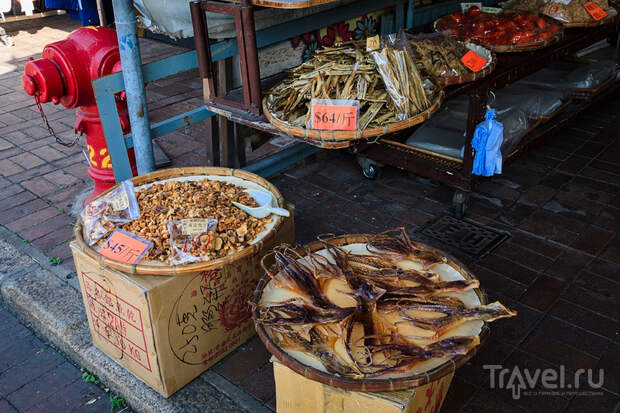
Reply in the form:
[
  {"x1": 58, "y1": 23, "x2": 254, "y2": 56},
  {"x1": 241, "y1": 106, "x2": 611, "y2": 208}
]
[{"x1": 21, "y1": 26, "x2": 138, "y2": 205}]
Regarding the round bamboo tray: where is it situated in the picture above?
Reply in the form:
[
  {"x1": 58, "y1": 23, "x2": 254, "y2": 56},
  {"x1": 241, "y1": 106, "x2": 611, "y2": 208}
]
[
  {"x1": 438, "y1": 49, "x2": 497, "y2": 86},
  {"x1": 555, "y1": 7, "x2": 618, "y2": 27},
  {"x1": 262, "y1": 91, "x2": 445, "y2": 149},
  {"x1": 252, "y1": 234, "x2": 490, "y2": 392},
  {"x1": 73, "y1": 166, "x2": 287, "y2": 276},
  {"x1": 433, "y1": 18, "x2": 564, "y2": 52}
]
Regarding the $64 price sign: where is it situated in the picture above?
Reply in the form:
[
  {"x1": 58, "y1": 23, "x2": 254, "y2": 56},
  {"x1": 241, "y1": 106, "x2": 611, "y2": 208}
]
[{"x1": 310, "y1": 99, "x2": 360, "y2": 131}]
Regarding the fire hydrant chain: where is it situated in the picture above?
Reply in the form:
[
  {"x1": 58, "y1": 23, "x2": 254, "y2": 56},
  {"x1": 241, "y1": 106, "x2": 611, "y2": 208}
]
[{"x1": 34, "y1": 95, "x2": 82, "y2": 147}]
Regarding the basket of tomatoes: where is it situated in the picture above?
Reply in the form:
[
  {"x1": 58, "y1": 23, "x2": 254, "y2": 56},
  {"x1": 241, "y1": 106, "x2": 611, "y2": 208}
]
[{"x1": 435, "y1": 7, "x2": 563, "y2": 52}]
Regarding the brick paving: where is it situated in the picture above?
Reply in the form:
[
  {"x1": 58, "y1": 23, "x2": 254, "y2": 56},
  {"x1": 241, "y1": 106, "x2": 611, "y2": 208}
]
[
  {"x1": 1, "y1": 12, "x2": 619, "y2": 413},
  {"x1": 0, "y1": 305, "x2": 112, "y2": 412}
]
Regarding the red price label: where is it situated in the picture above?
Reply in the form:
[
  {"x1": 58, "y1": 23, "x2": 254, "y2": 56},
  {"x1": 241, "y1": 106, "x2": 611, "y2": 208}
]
[
  {"x1": 461, "y1": 50, "x2": 487, "y2": 72},
  {"x1": 97, "y1": 228, "x2": 153, "y2": 264},
  {"x1": 583, "y1": 2, "x2": 607, "y2": 20},
  {"x1": 311, "y1": 103, "x2": 358, "y2": 131}
]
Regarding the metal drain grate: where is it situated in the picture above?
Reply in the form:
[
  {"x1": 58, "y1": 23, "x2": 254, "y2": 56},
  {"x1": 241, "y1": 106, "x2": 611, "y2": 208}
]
[{"x1": 420, "y1": 216, "x2": 510, "y2": 257}]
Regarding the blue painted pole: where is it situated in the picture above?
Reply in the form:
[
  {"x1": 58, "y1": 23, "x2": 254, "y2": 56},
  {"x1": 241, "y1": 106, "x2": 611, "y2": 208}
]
[
  {"x1": 407, "y1": 0, "x2": 415, "y2": 29},
  {"x1": 111, "y1": 0, "x2": 154, "y2": 175}
]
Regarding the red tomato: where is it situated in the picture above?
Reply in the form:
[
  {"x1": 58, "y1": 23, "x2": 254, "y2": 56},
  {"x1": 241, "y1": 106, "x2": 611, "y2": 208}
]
[
  {"x1": 467, "y1": 6, "x2": 481, "y2": 16},
  {"x1": 535, "y1": 17, "x2": 547, "y2": 30},
  {"x1": 547, "y1": 24, "x2": 560, "y2": 34},
  {"x1": 538, "y1": 31, "x2": 552, "y2": 40},
  {"x1": 450, "y1": 12, "x2": 464, "y2": 24},
  {"x1": 518, "y1": 19, "x2": 535, "y2": 29}
]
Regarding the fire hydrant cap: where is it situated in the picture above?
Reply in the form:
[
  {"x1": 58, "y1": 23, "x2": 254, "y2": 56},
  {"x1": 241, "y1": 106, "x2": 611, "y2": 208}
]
[{"x1": 23, "y1": 58, "x2": 64, "y2": 103}]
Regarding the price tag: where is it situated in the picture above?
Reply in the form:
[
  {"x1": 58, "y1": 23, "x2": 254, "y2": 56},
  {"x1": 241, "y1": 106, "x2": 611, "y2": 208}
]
[
  {"x1": 97, "y1": 228, "x2": 153, "y2": 264},
  {"x1": 181, "y1": 218, "x2": 217, "y2": 235},
  {"x1": 366, "y1": 35, "x2": 380, "y2": 51},
  {"x1": 110, "y1": 192, "x2": 129, "y2": 211},
  {"x1": 481, "y1": 6, "x2": 502, "y2": 13},
  {"x1": 583, "y1": 2, "x2": 607, "y2": 20},
  {"x1": 461, "y1": 50, "x2": 487, "y2": 72},
  {"x1": 461, "y1": 2, "x2": 481, "y2": 12},
  {"x1": 311, "y1": 99, "x2": 359, "y2": 131}
]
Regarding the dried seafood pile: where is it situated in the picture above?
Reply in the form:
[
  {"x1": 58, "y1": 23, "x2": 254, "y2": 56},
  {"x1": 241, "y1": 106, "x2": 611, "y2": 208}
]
[
  {"x1": 265, "y1": 41, "x2": 438, "y2": 131},
  {"x1": 541, "y1": 0, "x2": 610, "y2": 23},
  {"x1": 116, "y1": 179, "x2": 271, "y2": 263},
  {"x1": 408, "y1": 34, "x2": 475, "y2": 78},
  {"x1": 255, "y1": 229, "x2": 516, "y2": 378}
]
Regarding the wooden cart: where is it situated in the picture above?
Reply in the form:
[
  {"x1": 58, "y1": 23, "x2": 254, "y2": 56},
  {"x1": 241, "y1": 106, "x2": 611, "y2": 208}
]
[{"x1": 353, "y1": 21, "x2": 620, "y2": 217}]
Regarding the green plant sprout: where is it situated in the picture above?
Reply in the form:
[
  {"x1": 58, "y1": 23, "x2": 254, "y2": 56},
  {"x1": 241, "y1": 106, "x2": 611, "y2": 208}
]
[
  {"x1": 81, "y1": 369, "x2": 127, "y2": 412},
  {"x1": 49, "y1": 257, "x2": 62, "y2": 265}
]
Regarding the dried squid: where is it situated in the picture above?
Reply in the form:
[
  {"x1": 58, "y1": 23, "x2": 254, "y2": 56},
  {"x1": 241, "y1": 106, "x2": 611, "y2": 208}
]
[{"x1": 255, "y1": 228, "x2": 516, "y2": 378}]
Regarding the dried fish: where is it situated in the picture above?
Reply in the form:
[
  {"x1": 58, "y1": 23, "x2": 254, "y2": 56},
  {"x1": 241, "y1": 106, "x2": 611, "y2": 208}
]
[
  {"x1": 256, "y1": 229, "x2": 516, "y2": 378},
  {"x1": 264, "y1": 41, "x2": 440, "y2": 132}
]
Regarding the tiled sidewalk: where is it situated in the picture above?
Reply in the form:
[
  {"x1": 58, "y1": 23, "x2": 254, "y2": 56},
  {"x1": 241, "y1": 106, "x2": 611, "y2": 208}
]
[
  {"x1": 1, "y1": 13, "x2": 619, "y2": 413},
  {"x1": 0, "y1": 305, "x2": 111, "y2": 412},
  {"x1": 0, "y1": 15, "x2": 209, "y2": 273}
]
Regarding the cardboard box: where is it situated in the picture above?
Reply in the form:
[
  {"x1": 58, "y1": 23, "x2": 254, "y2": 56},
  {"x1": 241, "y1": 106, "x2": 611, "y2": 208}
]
[
  {"x1": 273, "y1": 359, "x2": 453, "y2": 413},
  {"x1": 71, "y1": 209, "x2": 294, "y2": 397}
]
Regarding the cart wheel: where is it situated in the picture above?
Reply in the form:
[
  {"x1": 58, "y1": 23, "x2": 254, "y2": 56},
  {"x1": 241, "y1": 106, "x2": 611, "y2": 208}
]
[
  {"x1": 452, "y1": 191, "x2": 469, "y2": 219},
  {"x1": 362, "y1": 164, "x2": 380, "y2": 180},
  {"x1": 357, "y1": 156, "x2": 382, "y2": 180}
]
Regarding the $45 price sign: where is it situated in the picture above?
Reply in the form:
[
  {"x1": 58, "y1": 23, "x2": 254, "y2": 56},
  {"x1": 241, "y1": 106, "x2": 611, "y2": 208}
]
[
  {"x1": 97, "y1": 228, "x2": 153, "y2": 265},
  {"x1": 310, "y1": 99, "x2": 360, "y2": 131}
]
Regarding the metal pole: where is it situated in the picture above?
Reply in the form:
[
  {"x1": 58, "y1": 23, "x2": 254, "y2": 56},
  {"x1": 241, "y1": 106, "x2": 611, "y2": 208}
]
[
  {"x1": 406, "y1": 0, "x2": 415, "y2": 29},
  {"x1": 111, "y1": 0, "x2": 154, "y2": 175}
]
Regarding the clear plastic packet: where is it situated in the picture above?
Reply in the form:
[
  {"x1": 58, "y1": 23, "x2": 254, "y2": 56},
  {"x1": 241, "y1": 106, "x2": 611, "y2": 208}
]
[
  {"x1": 370, "y1": 31, "x2": 431, "y2": 121},
  {"x1": 406, "y1": 31, "x2": 470, "y2": 78},
  {"x1": 564, "y1": 60, "x2": 618, "y2": 89},
  {"x1": 405, "y1": 122, "x2": 467, "y2": 160},
  {"x1": 494, "y1": 85, "x2": 543, "y2": 119},
  {"x1": 80, "y1": 180, "x2": 140, "y2": 246},
  {"x1": 510, "y1": 82, "x2": 565, "y2": 116},
  {"x1": 167, "y1": 218, "x2": 219, "y2": 265}
]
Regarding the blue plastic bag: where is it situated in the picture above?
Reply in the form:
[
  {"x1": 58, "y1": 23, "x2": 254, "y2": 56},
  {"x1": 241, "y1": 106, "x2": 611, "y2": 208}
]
[{"x1": 471, "y1": 108, "x2": 503, "y2": 176}]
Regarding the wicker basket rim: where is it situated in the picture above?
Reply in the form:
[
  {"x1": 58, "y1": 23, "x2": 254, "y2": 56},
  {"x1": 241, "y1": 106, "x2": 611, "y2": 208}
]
[
  {"x1": 252, "y1": 233, "x2": 491, "y2": 391},
  {"x1": 73, "y1": 167, "x2": 287, "y2": 276},
  {"x1": 263, "y1": 89, "x2": 445, "y2": 146}
]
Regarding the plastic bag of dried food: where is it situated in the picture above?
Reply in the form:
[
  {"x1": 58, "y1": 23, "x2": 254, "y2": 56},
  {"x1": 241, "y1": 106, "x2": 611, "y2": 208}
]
[
  {"x1": 406, "y1": 32, "x2": 467, "y2": 78},
  {"x1": 541, "y1": 0, "x2": 609, "y2": 23},
  {"x1": 510, "y1": 82, "x2": 565, "y2": 116},
  {"x1": 370, "y1": 32, "x2": 431, "y2": 120},
  {"x1": 167, "y1": 218, "x2": 219, "y2": 265},
  {"x1": 444, "y1": 95, "x2": 530, "y2": 155},
  {"x1": 494, "y1": 85, "x2": 543, "y2": 119},
  {"x1": 80, "y1": 180, "x2": 140, "y2": 246},
  {"x1": 564, "y1": 60, "x2": 618, "y2": 89}
]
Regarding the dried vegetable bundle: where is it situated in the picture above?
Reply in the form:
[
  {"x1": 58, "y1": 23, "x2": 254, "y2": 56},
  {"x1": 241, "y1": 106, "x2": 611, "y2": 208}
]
[
  {"x1": 255, "y1": 229, "x2": 516, "y2": 378},
  {"x1": 264, "y1": 40, "x2": 439, "y2": 131}
]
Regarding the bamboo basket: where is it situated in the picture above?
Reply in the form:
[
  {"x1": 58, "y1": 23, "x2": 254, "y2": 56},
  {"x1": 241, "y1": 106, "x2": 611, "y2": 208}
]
[
  {"x1": 263, "y1": 91, "x2": 445, "y2": 149},
  {"x1": 433, "y1": 19, "x2": 564, "y2": 52},
  {"x1": 436, "y1": 43, "x2": 497, "y2": 86},
  {"x1": 439, "y1": 53, "x2": 497, "y2": 86},
  {"x1": 73, "y1": 166, "x2": 287, "y2": 276},
  {"x1": 252, "y1": 234, "x2": 490, "y2": 392},
  {"x1": 559, "y1": 7, "x2": 618, "y2": 27}
]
